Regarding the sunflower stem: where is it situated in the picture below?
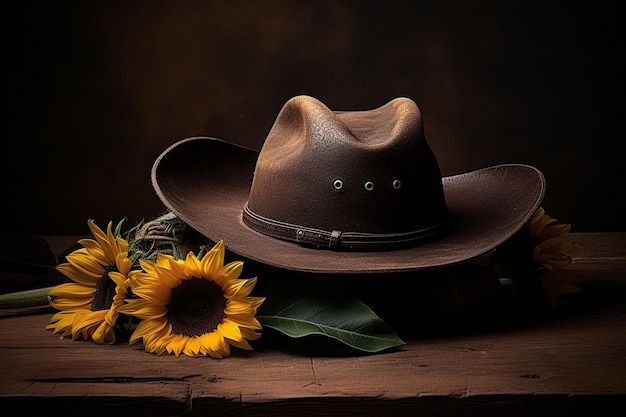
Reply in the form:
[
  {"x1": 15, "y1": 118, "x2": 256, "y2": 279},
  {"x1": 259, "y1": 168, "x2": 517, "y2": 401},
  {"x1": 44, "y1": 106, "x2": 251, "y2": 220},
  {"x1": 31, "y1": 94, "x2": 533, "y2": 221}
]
[{"x1": 0, "y1": 287, "x2": 54, "y2": 309}]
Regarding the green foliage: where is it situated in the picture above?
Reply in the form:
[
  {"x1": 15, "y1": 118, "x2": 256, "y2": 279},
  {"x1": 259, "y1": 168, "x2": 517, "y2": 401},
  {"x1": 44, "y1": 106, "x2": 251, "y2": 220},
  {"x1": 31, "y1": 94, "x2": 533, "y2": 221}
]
[{"x1": 257, "y1": 282, "x2": 405, "y2": 353}]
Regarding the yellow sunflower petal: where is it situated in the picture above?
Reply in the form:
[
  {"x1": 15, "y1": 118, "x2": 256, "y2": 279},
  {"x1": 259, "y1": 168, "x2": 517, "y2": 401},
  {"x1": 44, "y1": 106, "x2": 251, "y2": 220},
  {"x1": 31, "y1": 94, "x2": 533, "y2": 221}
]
[
  {"x1": 138, "y1": 332, "x2": 166, "y2": 354},
  {"x1": 49, "y1": 282, "x2": 96, "y2": 298},
  {"x1": 91, "y1": 321, "x2": 116, "y2": 344},
  {"x1": 150, "y1": 256, "x2": 186, "y2": 287},
  {"x1": 199, "y1": 331, "x2": 228, "y2": 358},
  {"x1": 222, "y1": 276, "x2": 255, "y2": 298},
  {"x1": 228, "y1": 337, "x2": 253, "y2": 351},
  {"x1": 130, "y1": 285, "x2": 171, "y2": 305},
  {"x1": 115, "y1": 252, "x2": 133, "y2": 276},
  {"x1": 545, "y1": 256, "x2": 572, "y2": 270},
  {"x1": 70, "y1": 310, "x2": 107, "y2": 340},
  {"x1": 225, "y1": 297, "x2": 265, "y2": 315},
  {"x1": 144, "y1": 329, "x2": 174, "y2": 355},
  {"x1": 201, "y1": 241, "x2": 225, "y2": 278},
  {"x1": 48, "y1": 297, "x2": 92, "y2": 310},
  {"x1": 218, "y1": 261, "x2": 244, "y2": 285},
  {"x1": 119, "y1": 299, "x2": 167, "y2": 319},
  {"x1": 538, "y1": 236, "x2": 572, "y2": 254},
  {"x1": 46, "y1": 311, "x2": 78, "y2": 337},
  {"x1": 218, "y1": 318, "x2": 243, "y2": 342},
  {"x1": 529, "y1": 208, "x2": 551, "y2": 237},
  {"x1": 115, "y1": 236, "x2": 130, "y2": 253},
  {"x1": 228, "y1": 314, "x2": 263, "y2": 331},
  {"x1": 240, "y1": 327, "x2": 262, "y2": 341},
  {"x1": 536, "y1": 223, "x2": 571, "y2": 242},
  {"x1": 166, "y1": 334, "x2": 188, "y2": 357},
  {"x1": 56, "y1": 262, "x2": 100, "y2": 286},
  {"x1": 183, "y1": 336, "x2": 203, "y2": 357},
  {"x1": 78, "y1": 240, "x2": 110, "y2": 265},
  {"x1": 65, "y1": 248, "x2": 107, "y2": 270},
  {"x1": 183, "y1": 251, "x2": 203, "y2": 278},
  {"x1": 107, "y1": 271, "x2": 129, "y2": 291},
  {"x1": 87, "y1": 220, "x2": 118, "y2": 264},
  {"x1": 129, "y1": 318, "x2": 170, "y2": 345}
]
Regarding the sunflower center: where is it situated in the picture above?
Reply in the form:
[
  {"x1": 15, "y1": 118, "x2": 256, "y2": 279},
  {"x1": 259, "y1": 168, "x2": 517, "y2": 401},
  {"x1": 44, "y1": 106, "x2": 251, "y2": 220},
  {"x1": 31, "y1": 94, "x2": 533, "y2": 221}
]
[
  {"x1": 91, "y1": 266, "x2": 118, "y2": 311},
  {"x1": 167, "y1": 277, "x2": 227, "y2": 337}
]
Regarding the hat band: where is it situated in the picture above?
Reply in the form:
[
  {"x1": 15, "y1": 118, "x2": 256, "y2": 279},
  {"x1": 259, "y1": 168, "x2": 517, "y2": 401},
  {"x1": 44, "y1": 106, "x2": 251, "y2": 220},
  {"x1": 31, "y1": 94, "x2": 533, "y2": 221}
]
[{"x1": 242, "y1": 203, "x2": 450, "y2": 251}]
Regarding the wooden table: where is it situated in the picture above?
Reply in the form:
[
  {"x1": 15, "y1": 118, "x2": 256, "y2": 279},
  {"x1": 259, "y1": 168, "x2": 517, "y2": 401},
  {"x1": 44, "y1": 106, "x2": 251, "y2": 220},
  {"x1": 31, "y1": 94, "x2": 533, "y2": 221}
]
[{"x1": 1, "y1": 233, "x2": 625, "y2": 416}]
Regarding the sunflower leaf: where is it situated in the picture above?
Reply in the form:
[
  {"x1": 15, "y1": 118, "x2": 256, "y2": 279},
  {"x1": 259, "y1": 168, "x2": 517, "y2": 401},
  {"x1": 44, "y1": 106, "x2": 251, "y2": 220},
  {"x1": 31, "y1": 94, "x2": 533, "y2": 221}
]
[{"x1": 257, "y1": 285, "x2": 405, "y2": 353}]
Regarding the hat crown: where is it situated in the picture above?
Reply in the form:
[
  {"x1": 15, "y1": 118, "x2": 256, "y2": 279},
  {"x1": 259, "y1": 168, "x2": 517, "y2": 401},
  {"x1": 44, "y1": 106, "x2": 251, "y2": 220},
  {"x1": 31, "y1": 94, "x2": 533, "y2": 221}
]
[{"x1": 244, "y1": 95, "x2": 449, "y2": 250}]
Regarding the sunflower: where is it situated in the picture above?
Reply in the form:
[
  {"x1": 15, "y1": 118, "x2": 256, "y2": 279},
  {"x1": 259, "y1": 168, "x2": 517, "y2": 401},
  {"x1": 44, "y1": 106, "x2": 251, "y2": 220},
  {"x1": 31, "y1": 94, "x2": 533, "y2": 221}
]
[
  {"x1": 46, "y1": 220, "x2": 133, "y2": 344},
  {"x1": 120, "y1": 240, "x2": 264, "y2": 358},
  {"x1": 528, "y1": 208, "x2": 581, "y2": 309}
]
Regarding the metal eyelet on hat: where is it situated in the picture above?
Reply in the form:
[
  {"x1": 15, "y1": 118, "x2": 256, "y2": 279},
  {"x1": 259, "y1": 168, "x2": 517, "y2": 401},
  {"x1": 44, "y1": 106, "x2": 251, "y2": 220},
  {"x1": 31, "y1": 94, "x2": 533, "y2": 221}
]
[
  {"x1": 364, "y1": 181, "x2": 374, "y2": 191},
  {"x1": 333, "y1": 179, "x2": 343, "y2": 190},
  {"x1": 392, "y1": 179, "x2": 402, "y2": 189}
]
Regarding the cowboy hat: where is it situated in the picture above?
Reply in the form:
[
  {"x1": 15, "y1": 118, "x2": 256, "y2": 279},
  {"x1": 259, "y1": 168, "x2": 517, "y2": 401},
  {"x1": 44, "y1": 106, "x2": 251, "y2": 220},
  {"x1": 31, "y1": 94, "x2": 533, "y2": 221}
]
[{"x1": 151, "y1": 95, "x2": 545, "y2": 274}]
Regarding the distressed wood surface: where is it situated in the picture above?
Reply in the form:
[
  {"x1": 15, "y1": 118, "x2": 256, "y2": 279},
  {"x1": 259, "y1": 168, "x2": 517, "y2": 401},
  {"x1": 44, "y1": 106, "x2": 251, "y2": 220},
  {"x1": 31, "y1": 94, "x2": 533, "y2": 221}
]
[{"x1": 1, "y1": 233, "x2": 625, "y2": 416}]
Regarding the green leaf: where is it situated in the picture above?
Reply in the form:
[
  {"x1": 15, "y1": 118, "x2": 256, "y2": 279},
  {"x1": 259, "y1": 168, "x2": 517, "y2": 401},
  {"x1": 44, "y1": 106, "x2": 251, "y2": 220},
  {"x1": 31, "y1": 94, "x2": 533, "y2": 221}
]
[{"x1": 257, "y1": 284, "x2": 405, "y2": 353}]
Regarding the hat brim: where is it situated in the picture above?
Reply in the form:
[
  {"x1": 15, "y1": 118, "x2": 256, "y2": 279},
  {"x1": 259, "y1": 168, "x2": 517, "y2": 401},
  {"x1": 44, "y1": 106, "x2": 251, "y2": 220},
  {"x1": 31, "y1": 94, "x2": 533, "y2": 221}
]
[{"x1": 152, "y1": 136, "x2": 545, "y2": 274}]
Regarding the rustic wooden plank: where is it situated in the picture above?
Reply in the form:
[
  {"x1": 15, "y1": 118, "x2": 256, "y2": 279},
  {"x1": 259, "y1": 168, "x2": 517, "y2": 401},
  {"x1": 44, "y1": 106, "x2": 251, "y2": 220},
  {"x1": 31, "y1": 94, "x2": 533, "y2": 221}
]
[
  {"x1": 2, "y1": 302, "x2": 625, "y2": 410},
  {"x1": 1, "y1": 233, "x2": 624, "y2": 416},
  {"x1": 2, "y1": 307, "x2": 624, "y2": 398}
]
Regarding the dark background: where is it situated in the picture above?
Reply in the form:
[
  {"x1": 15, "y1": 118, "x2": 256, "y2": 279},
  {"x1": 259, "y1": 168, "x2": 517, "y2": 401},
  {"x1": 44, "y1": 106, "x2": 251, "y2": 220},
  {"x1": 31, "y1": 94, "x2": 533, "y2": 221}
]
[{"x1": 4, "y1": 0, "x2": 624, "y2": 235}]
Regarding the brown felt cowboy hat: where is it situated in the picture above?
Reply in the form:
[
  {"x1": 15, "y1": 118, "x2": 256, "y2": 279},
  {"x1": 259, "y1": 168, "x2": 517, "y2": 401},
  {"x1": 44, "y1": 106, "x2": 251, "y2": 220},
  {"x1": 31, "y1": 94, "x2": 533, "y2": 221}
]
[{"x1": 151, "y1": 95, "x2": 545, "y2": 274}]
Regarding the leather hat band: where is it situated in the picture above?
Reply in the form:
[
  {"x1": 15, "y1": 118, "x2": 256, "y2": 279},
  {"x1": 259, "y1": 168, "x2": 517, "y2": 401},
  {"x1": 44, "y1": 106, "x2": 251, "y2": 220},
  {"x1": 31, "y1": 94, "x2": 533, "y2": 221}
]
[{"x1": 243, "y1": 203, "x2": 450, "y2": 251}]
